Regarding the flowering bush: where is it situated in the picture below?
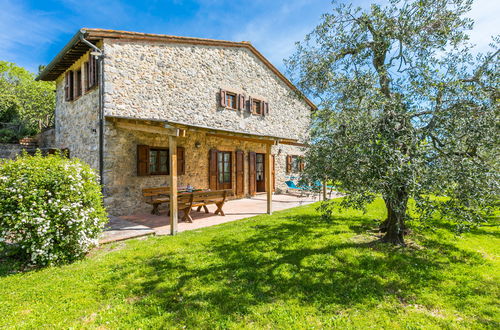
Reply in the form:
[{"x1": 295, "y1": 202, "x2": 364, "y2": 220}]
[{"x1": 0, "y1": 152, "x2": 107, "y2": 266}]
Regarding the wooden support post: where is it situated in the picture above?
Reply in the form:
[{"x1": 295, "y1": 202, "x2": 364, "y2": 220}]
[
  {"x1": 169, "y1": 135, "x2": 178, "y2": 235},
  {"x1": 265, "y1": 143, "x2": 273, "y2": 215}
]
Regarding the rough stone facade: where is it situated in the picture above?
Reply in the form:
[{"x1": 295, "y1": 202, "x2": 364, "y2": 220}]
[
  {"x1": 102, "y1": 39, "x2": 310, "y2": 141},
  {"x1": 53, "y1": 37, "x2": 311, "y2": 216},
  {"x1": 54, "y1": 50, "x2": 100, "y2": 169},
  {"x1": 104, "y1": 123, "x2": 306, "y2": 215}
]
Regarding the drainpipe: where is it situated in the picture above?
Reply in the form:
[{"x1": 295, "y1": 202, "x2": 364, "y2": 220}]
[{"x1": 79, "y1": 31, "x2": 105, "y2": 189}]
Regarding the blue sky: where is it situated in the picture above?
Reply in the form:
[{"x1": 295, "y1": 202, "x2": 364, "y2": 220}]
[{"x1": 0, "y1": 0, "x2": 498, "y2": 74}]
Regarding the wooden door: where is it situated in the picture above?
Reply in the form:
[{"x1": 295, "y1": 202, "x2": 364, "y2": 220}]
[
  {"x1": 248, "y1": 151, "x2": 256, "y2": 196},
  {"x1": 217, "y1": 151, "x2": 232, "y2": 190},
  {"x1": 256, "y1": 153, "x2": 265, "y2": 192},
  {"x1": 209, "y1": 149, "x2": 218, "y2": 190},
  {"x1": 236, "y1": 150, "x2": 244, "y2": 196}
]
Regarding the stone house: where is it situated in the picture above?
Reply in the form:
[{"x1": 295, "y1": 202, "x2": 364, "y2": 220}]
[{"x1": 37, "y1": 29, "x2": 314, "y2": 218}]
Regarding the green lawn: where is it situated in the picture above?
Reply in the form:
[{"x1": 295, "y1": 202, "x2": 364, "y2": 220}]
[{"x1": 1, "y1": 199, "x2": 499, "y2": 329}]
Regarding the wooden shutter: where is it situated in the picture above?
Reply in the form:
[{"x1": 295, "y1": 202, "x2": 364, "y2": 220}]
[
  {"x1": 220, "y1": 90, "x2": 227, "y2": 107},
  {"x1": 299, "y1": 159, "x2": 305, "y2": 172},
  {"x1": 272, "y1": 155, "x2": 275, "y2": 191},
  {"x1": 260, "y1": 101, "x2": 265, "y2": 116},
  {"x1": 84, "y1": 62, "x2": 89, "y2": 90},
  {"x1": 64, "y1": 72, "x2": 70, "y2": 101},
  {"x1": 235, "y1": 150, "x2": 244, "y2": 196},
  {"x1": 286, "y1": 155, "x2": 292, "y2": 174},
  {"x1": 88, "y1": 55, "x2": 97, "y2": 88},
  {"x1": 238, "y1": 94, "x2": 245, "y2": 111},
  {"x1": 248, "y1": 151, "x2": 256, "y2": 196},
  {"x1": 65, "y1": 71, "x2": 73, "y2": 101},
  {"x1": 265, "y1": 102, "x2": 270, "y2": 116},
  {"x1": 137, "y1": 145, "x2": 150, "y2": 176},
  {"x1": 177, "y1": 146, "x2": 185, "y2": 175},
  {"x1": 209, "y1": 149, "x2": 218, "y2": 190}
]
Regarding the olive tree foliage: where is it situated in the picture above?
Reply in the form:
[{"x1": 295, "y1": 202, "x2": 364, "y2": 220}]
[
  {"x1": 286, "y1": 0, "x2": 499, "y2": 245},
  {"x1": 0, "y1": 61, "x2": 55, "y2": 142}
]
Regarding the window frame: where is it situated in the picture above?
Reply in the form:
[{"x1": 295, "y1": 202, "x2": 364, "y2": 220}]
[
  {"x1": 217, "y1": 151, "x2": 232, "y2": 184},
  {"x1": 252, "y1": 99, "x2": 262, "y2": 115},
  {"x1": 225, "y1": 92, "x2": 238, "y2": 110},
  {"x1": 149, "y1": 147, "x2": 170, "y2": 175}
]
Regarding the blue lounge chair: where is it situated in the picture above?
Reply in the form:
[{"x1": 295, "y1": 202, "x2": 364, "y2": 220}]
[{"x1": 285, "y1": 180, "x2": 313, "y2": 195}]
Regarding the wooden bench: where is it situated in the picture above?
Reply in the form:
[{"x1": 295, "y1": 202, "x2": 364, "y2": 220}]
[
  {"x1": 142, "y1": 187, "x2": 170, "y2": 215},
  {"x1": 178, "y1": 189, "x2": 232, "y2": 223}
]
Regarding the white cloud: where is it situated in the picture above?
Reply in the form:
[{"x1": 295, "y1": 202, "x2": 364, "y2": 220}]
[
  {"x1": 467, "y1": 0, "x2": 500, "y2": 52},
  {"x1": 0, "y1": 0, "x2": 68, "y2": 71}
]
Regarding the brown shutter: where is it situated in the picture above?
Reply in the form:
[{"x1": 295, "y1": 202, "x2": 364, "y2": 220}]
[
  {"x1": 83, "y1": 62, "x2": 89, "y2": 91},
  {"x1": 286, "y1": 155, "x2": 292, "y2": 174},
  {"x1": 220, "y1": 90, "x2": 227, "y2": 107},
  {"x1": 265, "y1": 102, "x2": 270, "y2": 116},
  {"x1": 272, "y1": 155, "x2": 275, "y2": 191},
  {"x1": 64, "y1": 72, "x2": 71, "y2": 101},
  {"x1": 177, "y1": 146, "x2": 185, "y2": 175},
  {"x1": 137, "y1": 145, "x2": 150, "y2": 176},
  {"x1": 209, "y1": 149, "x2": 218, "y2": 190},
  {"x1": 238, "y1": 94, "x2": 245, "y2": 111},
  {"x1": 299, "y1": 159, "x2": 305, "y2": 172},
  {"x1": 88, "y1": 58, "x2": 93, "y2": 88},
  {"x1": 235, "y1": 150, "x2": 244, "y2": 196},
  {"x1": 248, "y1": 151, "x2": 256, "y2": 196},
  {"x1": 260, "y1": 101, "x2": 265, "y2": 116}
]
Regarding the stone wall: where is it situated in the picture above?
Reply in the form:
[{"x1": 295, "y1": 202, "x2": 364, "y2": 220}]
[
  {"x1": 54, "y1": 48, "x2": 100, "y2": 170},
  {"x1": 102, "y1": 39, "x2": 311, "y2": 143},
  {"x1": 103, "y1": 122, "x2": 305, "y2": 216},
  {"x1": 0, "y1": 144, "x2": 27, "y2": 159},
  {"x1": 36, "y1": 128, "x2": 56, "y2": 148}
]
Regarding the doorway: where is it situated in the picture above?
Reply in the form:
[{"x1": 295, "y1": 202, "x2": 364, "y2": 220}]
[
  {"x1": 256, "y1": 153, "x2": 265, "y2": 192},
  {"x1": 217, "y1": 151, "x2": 232, "y2": 189}
]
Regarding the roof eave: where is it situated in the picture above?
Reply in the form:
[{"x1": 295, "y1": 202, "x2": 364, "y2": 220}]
[{"x1": 36, "y1": 30, "x2": 84, "y2": 81}]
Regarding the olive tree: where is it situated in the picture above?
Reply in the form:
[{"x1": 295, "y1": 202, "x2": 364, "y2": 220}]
[{"x1": 286, "y1": 0, "x2": 499, "y2": 245}]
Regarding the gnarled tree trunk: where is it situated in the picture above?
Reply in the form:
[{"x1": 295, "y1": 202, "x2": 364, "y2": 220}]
[{"x1": 380, "y1": 191, "x2": 408, "y2": 246}]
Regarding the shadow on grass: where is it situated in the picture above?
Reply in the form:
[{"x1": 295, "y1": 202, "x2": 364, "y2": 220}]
[{"x1": 96, "y1": 211, "x2": 494, "y2": 326}]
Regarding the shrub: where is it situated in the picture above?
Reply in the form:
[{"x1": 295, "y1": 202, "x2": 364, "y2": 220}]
[{"x1": 0, "y1": 152, "x2": 107, "y2": 266}]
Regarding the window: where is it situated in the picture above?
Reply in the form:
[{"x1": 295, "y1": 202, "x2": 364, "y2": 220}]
[
  {"x1": 286, "y1": 155, "x2": 304, "y2": 173},
  {"x1": 217, "y1": 151, "x2": 232, "y2": 184},
  {"x1": 137, "y1": 145, "x2": 185, "y2": 176},
  {"x1": 149, "y1": 148, "x2": 169, "y2": 175},
  {"x1": 226, "y1": 92, "x2": 237, "y2": 110},
  {"x1": 252, "y1": 99, "x2": 262, "y2": 115},
  {"x1": 74, "y1": 69, "x2": 82, "y2": 99},
  {"x1": 291, "y1": 156, "x2": 300, "y2": 173},
  {"x1": 256, "y1": 154, "x2": 264, "y2": 181}
]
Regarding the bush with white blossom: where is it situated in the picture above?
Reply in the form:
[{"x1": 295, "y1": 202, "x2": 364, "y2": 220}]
[{"x1": 0, "y1": 152, "x2": 107, "y2": 266}]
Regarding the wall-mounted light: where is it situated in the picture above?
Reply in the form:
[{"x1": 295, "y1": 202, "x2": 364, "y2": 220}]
[
  {"x1": 277, "y1": 148, "x2": 282, "y2": 155},
  {"x1": 195, "y1": 141, "x2": 201, "y2": 148}
]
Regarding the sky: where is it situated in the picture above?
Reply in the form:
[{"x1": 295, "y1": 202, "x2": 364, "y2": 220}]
[{"x1": 0, "y1": 0, "x2": 499, "y2": 74}]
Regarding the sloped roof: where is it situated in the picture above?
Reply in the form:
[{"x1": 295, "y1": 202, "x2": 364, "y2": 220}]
[{"x1": 37, "y1": 28, "x2": 316, "y2": 110}]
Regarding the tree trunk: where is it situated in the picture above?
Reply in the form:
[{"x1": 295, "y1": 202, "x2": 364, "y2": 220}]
[{"x1": 380, "y1": 194, "x2": 408, "y2": 246}]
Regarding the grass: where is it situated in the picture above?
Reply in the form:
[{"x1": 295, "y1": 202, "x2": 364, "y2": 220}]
[{"x1": 0, "y1": 199, "x2": 499, "y2": 329}]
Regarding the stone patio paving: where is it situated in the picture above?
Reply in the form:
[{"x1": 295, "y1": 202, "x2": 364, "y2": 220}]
[{"x1": 100, "y1": 192, "x2": 338, "y2": 243}]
